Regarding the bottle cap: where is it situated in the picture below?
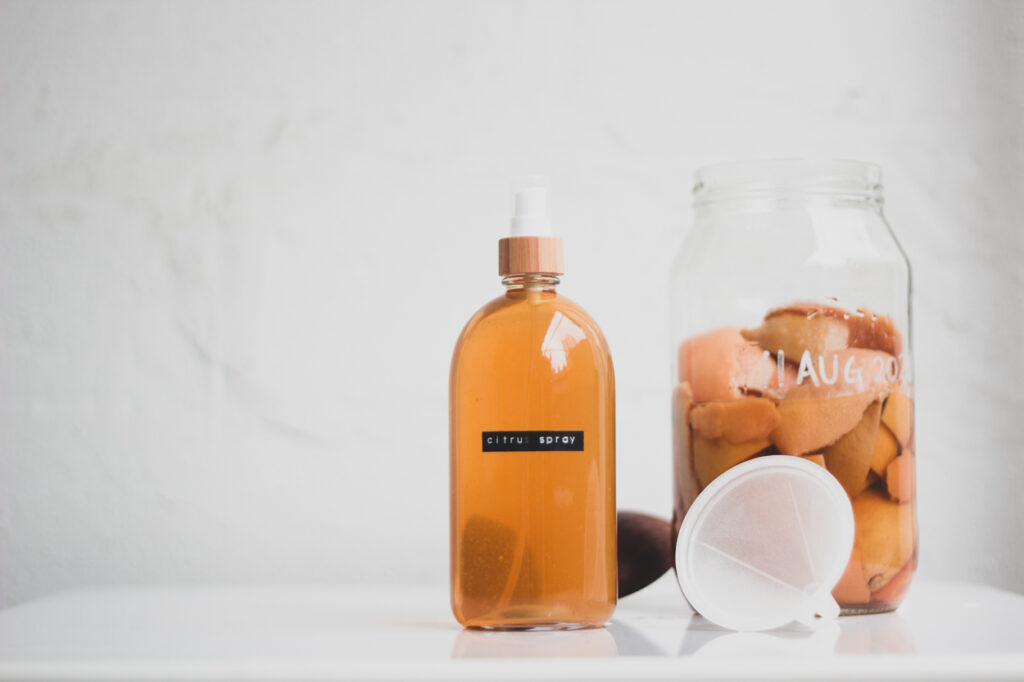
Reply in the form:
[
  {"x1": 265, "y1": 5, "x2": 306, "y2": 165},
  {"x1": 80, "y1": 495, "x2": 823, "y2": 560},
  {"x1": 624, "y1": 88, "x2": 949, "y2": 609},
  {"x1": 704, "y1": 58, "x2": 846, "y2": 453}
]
[
  {"x1": 674, "y1": 455, "x2": 854, "y2": 631},
  {"x1": 499, "y1": 178, "x2": 564, "y2": 276},
  {"x1": 509, "y1": 179, "x2": 551, "y2": 237}
]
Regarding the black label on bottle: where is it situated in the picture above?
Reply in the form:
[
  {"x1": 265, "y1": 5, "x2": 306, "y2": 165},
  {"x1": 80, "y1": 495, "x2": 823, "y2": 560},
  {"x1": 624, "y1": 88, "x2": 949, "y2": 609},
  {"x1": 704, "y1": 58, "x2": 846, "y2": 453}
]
[{"x1": 481, "y1": 431, "x2": 584, "y2": 452}]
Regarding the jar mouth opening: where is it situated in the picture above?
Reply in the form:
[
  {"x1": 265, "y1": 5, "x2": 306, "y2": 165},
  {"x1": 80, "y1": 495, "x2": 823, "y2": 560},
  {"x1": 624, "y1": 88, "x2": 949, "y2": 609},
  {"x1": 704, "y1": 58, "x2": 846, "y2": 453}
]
[{"x1": 693, "y1": 159, "x2": 883, "y2": 205}]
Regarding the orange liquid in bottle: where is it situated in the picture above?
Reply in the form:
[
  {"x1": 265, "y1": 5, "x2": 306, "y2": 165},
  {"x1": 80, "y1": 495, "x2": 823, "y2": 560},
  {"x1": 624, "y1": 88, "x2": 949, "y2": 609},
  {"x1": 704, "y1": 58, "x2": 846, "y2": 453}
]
[{"x1": 450, "y1": 275, "x2": 616, "y2": 629}]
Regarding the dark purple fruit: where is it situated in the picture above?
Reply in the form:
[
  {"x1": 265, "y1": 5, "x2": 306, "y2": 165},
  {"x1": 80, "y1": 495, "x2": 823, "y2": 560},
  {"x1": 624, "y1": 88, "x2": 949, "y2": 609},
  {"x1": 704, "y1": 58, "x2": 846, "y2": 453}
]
[{"x1": 617, "y1": 511, "x2": 673, "y2": 597}]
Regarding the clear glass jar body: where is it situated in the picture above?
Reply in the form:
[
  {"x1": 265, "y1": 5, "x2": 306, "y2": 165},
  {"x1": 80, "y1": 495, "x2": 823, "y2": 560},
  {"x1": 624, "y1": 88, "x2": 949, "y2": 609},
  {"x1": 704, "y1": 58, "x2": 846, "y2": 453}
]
[{"x1": 670, "y1": 160, "x2": 916, "y2": 614}]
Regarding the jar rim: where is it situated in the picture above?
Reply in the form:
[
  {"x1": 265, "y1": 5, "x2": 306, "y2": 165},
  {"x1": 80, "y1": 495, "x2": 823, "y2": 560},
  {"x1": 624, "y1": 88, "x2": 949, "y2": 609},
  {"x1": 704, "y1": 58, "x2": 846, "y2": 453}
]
[{"x1": 693, "y1": 159, "x2": 883, "y2": 205}]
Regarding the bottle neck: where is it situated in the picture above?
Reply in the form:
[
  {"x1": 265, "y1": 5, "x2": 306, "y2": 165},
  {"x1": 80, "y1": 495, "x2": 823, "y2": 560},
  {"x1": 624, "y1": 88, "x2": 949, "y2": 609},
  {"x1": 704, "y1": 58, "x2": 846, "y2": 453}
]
[{"x1": 502, "y1": 273, "x2": 560, "y2": 292}]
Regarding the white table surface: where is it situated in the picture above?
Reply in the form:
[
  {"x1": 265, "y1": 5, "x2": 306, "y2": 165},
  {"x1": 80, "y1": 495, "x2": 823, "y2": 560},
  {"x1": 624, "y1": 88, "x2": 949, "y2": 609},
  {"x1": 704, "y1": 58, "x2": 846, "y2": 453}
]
[{"x1": 0, "y1": 577, "x2": 1022, "y2": 681}]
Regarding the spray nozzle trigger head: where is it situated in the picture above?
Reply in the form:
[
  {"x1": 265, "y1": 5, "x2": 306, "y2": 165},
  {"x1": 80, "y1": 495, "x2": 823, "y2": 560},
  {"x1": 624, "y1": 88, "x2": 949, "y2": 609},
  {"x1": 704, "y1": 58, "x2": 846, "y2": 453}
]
[{"x1": 510, "y1": 183, "x2": 551, "y2": 236}]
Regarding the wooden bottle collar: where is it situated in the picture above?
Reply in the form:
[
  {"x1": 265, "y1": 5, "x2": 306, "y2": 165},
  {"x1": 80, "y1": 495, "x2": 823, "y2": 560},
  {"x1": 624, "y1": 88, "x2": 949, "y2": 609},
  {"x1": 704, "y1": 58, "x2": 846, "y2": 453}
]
[{"x1": 498, "y1": 236, "x2": 564, "y2": 276}]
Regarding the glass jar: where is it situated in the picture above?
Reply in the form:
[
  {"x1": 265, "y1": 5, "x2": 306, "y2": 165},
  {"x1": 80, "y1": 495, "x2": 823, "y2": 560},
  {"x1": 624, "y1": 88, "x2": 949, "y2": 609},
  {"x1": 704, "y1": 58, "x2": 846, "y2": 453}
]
[{"x1": 670, "y1": 160, "x2": 916, "y2": 614}]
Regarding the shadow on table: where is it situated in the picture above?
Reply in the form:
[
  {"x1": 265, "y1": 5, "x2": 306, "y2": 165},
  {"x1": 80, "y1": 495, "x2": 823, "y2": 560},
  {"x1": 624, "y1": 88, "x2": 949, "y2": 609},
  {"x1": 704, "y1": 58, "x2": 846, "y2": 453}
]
[
  {"x1": 452, "y1": 627, "x2": 618, "y2": 658},
  {"x1": 451, "y1": 611, "x2": 914, "y2": 658},
  {"x1": 677, "y1": 611, "x2": 914, "y2": 657}
]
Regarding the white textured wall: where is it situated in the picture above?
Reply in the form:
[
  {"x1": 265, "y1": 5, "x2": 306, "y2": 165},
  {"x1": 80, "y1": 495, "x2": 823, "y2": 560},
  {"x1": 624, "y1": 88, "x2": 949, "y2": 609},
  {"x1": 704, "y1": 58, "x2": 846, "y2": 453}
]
[{"x1": 1, "y1": 1, "x2": 1022, "y2": 606}]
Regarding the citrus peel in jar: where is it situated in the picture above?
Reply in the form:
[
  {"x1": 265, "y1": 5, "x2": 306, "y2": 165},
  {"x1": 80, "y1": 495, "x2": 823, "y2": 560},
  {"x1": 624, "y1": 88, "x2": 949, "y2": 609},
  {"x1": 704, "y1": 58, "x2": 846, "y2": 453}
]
[
  {"x1": 885, "y1": 451, "x2": 915, "y2": 503},
  {"x1": 770, "y1": 391, "x2": 877, "y2": 455},
  {"x1": 673, "y1": 301, "x2": 915, "y2": 612},
  {"x1": 822, "y1": 402, "x2": 882, "y2": 498},
  {"x1": 742, "y1": 309, "x2": 850, "y2": 362},
  {"x1": 689, "y1": 398, "x2": 781, "y2": 443},
  {"x1": 692, "y1": 436, "x2": 771, "y2": 489},
  {"x1": 882, "y1": 391, "x2": 914, "y2": 446},
  {"x1": 852, "y1": 487, "x2": 915, "y2": 592},
  {"x1": 678, "y1": 328, "x2": 783, "y2": 402},
  {"x1": 832, "y1": 547, "x2": 872, "y2": 605},
  {"x1": 870, "y1": 424, "x2": 900, "y2": 476},
  {"x1": 751, "y1": 302, "x2": 902, "y2": 357},
  {"x1": 802, "y1": 453, "x2": 826, "y2": 468}
]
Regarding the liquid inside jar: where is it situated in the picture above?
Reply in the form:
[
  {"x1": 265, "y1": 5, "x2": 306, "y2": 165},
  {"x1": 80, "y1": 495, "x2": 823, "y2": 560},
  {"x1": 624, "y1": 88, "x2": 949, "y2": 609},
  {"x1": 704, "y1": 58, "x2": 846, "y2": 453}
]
[{"x1": 672, "y1": 303, "x2": 917, "y2": 613}]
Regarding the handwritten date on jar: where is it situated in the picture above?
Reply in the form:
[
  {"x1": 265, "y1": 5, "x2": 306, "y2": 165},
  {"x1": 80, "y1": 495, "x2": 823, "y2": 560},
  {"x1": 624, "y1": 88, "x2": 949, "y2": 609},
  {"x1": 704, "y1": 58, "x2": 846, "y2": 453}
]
[{"x1": 674, "y1": 303, "x2": 916, "y2": 613}]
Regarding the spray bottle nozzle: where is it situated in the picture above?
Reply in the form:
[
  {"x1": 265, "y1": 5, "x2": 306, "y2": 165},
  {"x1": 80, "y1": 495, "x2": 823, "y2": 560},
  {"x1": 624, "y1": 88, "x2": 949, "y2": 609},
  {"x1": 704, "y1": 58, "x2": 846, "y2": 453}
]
[
  {"x1": 498, "y1": 176, "x2": 563, "y2": 276},
  {"x1": 510, "y1": 179, "x2": 552, "y2": 237}
]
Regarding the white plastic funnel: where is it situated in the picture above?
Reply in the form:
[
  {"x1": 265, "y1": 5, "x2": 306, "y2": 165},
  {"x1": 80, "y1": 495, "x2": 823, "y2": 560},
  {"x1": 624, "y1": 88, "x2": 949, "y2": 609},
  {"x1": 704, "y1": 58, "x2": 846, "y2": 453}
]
[{"x1": 675, "y1": 455, "x2": 854, "y2": 631}]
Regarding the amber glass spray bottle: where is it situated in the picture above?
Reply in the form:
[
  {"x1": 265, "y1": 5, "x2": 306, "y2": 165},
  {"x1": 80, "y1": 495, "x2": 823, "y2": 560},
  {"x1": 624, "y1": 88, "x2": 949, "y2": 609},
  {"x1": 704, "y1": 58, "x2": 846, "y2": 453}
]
[{"x1": 449, "y1": 181, "x2": 616, "y2": 630}]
